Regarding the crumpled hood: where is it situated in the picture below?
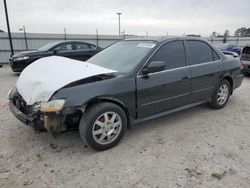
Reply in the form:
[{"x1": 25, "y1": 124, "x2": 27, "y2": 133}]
[{"x1": 16, "y1": 56, "x2": 116, "y2": 105}]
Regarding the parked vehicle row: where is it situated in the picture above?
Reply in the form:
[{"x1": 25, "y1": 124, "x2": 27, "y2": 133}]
[
  {"x1": 220, "y1": 50, "x2": 239, "y2": 58},
  {"x1": 240, "y1": 44, "x2": 250, "y2": 76},
  {"x1": 9, "y1": 41, "x2": 102, "y2": 72},
  {"x1": 8, "y1": 36, "x2": 243, "y2": 150},
  {"x1": 215, "y1": 43, "x2": 241, "y2": 55}
]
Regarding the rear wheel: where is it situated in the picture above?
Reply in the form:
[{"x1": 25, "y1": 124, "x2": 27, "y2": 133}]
[
  {"x1": 210, "y1": 80, "x2": 231, "y2": 109},
  {"x1": 79, "y1": 102, "x2": 127, "y2": 151}
]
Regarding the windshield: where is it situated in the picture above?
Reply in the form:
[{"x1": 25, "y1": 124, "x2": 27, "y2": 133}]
[
  {"x1": 87, "y1": 41, "x2": 156, "y2": 73},
  {"x1": 38, "y1": 41, "x2": 61, "y2": 51}
]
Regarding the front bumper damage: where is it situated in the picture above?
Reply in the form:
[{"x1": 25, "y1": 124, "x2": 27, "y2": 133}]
[
  {"x1": 9, "y1": 89, "x2": 82, "y2": 137},
  {"x1": 9, "y1": 99, "x2": 65, "y2": 137}
]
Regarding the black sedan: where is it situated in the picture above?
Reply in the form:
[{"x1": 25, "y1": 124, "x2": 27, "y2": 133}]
[
  {"x1": 9, "y1": 37, "x2": 243, "y2": 150},
  {"x1": 9, "y1": 41, "x2": 102, "y2": 72}
]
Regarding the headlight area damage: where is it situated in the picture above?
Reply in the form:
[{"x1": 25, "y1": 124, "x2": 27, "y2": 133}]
[{"x1": 8, "y1": 87, "x2": 83, "y2": 137}]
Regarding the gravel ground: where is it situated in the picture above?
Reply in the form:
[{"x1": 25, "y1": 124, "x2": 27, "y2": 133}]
[{"x1": 0, "y1": 65, "x2": 250, "y2": 188}]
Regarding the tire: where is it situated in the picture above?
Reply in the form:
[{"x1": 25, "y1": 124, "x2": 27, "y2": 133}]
[
  {"x1": 79, "y1": 102, "x2": 127, "y2": 151},
  {"x1": 210, "y1": 80, "x2": 231, "y2": 109}
]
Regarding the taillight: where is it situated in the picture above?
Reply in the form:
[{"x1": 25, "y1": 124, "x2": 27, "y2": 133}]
[{"x1": 240, "y1": 61, "x2": 244, "y2": 69}]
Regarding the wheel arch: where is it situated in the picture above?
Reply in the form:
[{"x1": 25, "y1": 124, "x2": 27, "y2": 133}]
[
  {"x1": 222, "y1": 75, "x2": 233, "y2": 94},
  {"x1": 84, "y1": 97, "x2": 130, "y2": 123}
]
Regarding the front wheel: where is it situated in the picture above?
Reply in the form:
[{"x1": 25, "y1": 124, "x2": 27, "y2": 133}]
[
  {"x1": 210, "y1": 80, "x2": 231, "y2": 109},
  {"x1": 79, "y1": 102, "x2": 127, "y2": 151}
]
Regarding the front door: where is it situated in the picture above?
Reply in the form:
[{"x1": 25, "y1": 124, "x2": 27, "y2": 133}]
[{"x1": 136, "y1": 40, "x2": 192, "y2": 118}]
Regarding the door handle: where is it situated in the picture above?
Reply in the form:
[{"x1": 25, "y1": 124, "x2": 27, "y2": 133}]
[
  {"x1": 182, "y1": 76, "x2": 189, "y2": 80},
  {"x1": 208, "y1": 71, "x2": 220, "y2": 76}
]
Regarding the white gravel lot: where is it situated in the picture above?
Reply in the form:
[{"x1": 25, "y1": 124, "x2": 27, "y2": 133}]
[{"x1": 0, "y1": 65, "x2": 250, "y2": 188}]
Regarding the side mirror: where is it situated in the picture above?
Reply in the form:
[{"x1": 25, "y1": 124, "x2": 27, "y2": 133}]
[{"x1": 142, "y1": 61, "x2": 166, "y2": 74}]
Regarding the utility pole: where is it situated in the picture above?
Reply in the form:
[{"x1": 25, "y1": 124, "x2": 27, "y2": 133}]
[
  {"x1": 64, "y1": 27, "x2": 67, "y2": 40},
  {"x1": 96, "y1": 28, "x2": 99, "y2": 47},
  {"x1": 117, "y1": 12, "x2": 122, "y2": 36},
  {"x1": 23, "y1": 26, "x2": 28, "y2": 50},
  {"x1": 3, "y1": 0, "x2": 14, "y2": 56},
  {"x1": 19, "y1": 26, "x2": 28, "y2": 50}
]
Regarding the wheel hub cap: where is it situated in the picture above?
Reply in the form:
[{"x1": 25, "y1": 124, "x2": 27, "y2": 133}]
[
  {"x1": 92, "y1": 112, "x2": 122, "y2": 145},
  {"x1": 217, "y1": 84, "x2": 229, "y2": 105}
]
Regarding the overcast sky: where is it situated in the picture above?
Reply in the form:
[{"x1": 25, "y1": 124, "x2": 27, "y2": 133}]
[{"x1": 0, "y1": 0, "x2": 249, "y2": 36}]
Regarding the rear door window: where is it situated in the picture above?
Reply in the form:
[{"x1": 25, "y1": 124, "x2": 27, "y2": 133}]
[
  {"x1": 74, "y1": 43, "x2": 91, "y2": 50},
  {"x1": 186, "y1": 40, "x2": 214, "y2": 65},
  {"x1": 53, "y1": 43, "x2": 73, "y2": 52}
]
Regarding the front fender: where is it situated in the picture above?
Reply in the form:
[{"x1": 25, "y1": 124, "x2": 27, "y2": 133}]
[{"x1": 51, "y1": 76, "x2": 136, "y2": 118}]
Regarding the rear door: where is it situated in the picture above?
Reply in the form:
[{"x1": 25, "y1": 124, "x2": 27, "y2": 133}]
[
  {"x1": 136, "y1": 40, "x2": 192, "y2": 118},
  {"x1": 185, "y1": 40, "x2": 223, "y2": 102}
]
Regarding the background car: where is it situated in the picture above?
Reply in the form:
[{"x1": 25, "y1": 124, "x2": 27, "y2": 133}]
[
  {"x1": 240, "y1": 44, "x2": 250, "y2": 76},
  {"x1": 9, "y1": 41, "x2": 102, "y2": 72},
  {"x1": 221, "y1": 50, "x2": 239, "y2": 58},
  {"x1": 215, "y1": 43, "x2": 241, "y2": 55}
]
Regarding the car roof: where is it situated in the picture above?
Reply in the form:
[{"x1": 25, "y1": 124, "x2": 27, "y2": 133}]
[
  {"x1": 124, "y1": 36, "x2": 205, "y2": 43},
  {"x1": 55, "y1": 40, "x2": 96, "y2": 44}
]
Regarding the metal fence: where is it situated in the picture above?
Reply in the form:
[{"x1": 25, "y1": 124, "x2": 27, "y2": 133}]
[
  {"x1": 0, "y1": 32, "x2": 124, "y2": 64},
  {"x1": 1, "y1": 32, "x2": 250, "y2": 64},
  {"x1": 204, "y1": 36, "x2": 250, "y2": 47}
]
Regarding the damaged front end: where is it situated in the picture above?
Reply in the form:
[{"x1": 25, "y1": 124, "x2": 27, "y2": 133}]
[{"x1": 8, "y1": 88, "x2": 81, "y2": 137}]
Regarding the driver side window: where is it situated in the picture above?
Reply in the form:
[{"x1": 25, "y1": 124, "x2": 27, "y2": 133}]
[{"x1": 149, "y1": 40, "x2": 186, "y2": 71}]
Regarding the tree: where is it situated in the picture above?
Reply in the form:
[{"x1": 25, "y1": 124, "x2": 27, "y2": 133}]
[
  {"x1": 246, "y1": 28, "x2": 250, "y2": 37},
  {"x1": 223, "y1": 29, "x2": 230, "y2": 43},
  {"x1": 212, "y1": 31, "x2": 217, "y2": 37},
  {"x1": 235, "y1": 27, "x2": 250, "y2": 37}
]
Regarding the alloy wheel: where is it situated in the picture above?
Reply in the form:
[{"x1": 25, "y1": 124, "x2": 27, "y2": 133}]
[
  {"x1": 92, "y1": 112, "x2": 122, "y2": 145},
  {"x1": 217, "y1": 84, "x2": 229, "y2": 105}
]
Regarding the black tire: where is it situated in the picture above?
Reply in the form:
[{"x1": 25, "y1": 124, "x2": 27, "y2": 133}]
[
  {"x1": 210, "y1": 80, "x2": 231, "y2": 109},
  {"x1": 79, "y1": 102, "x2": 127, "y2": 151}
]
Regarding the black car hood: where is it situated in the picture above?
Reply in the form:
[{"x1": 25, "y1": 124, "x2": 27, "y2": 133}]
[
  {"x1": 61, "y1": 73, "x2": 119, "y2": 89},
  {"x1": 51, "y1": 71, "x2": 131, "y2": 108}
]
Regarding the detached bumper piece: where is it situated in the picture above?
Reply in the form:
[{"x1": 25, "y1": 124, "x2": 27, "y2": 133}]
[{"x1": 43, "y1": 114, "x2": 64, "y2": 138}]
